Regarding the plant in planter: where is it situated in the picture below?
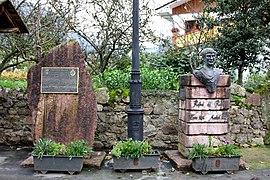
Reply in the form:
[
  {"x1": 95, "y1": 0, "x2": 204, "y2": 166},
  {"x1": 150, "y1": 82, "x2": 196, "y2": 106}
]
[
  {"x1": 31, "y1": 139, "x2": 93, "y2": 175},
  {"x1": 111, "y1": 138, "x2": 160, "y2": 172},
  {"x1": 188, "y1": 137, "x2": 241, "y2": 174}
]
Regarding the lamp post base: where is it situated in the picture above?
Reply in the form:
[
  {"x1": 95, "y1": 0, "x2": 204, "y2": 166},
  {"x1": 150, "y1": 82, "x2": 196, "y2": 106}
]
[{"x1": 127, "y1": 108, "x2": 144, "y2": 141}]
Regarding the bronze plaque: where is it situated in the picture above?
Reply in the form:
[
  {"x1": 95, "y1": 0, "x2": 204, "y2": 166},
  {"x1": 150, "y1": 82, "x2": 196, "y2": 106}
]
[{"x1": 41, "y1": 67, "x2": 79, "y2": 93}]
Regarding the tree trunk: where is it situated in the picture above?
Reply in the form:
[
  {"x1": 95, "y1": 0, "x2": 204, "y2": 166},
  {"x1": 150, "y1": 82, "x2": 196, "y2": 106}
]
[{"x1": 237, "y1": 65, "x2": 244, "y2": 86}]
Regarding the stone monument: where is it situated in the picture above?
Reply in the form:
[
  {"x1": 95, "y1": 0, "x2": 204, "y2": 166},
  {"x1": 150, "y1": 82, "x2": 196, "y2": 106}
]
[
  {"x1": 27, "y1": 41, "x2": 97, "y2": 147},
  {"x1": 178, "y1": 48, "x2": 230, "y2": 157}
]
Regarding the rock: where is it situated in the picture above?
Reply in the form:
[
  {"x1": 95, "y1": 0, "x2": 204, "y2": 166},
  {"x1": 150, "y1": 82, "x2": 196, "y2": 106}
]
[
  {"x1": 144, "y1": 107, "x2": 153, "y2": 115},
  {"x1": 96, "y1": 88, "x2": 110, "y2": 104},
  {"x1": 122, "y1": 96, "x2": 130, "y2": 103},
  {"x1": 230, "y1": 124, "x2": 241, "y2": 133},
  {"x1": 161, "y1": 125, "x2": 178, "y2": 135},
  {"x1": 236, "y1": 134, "x2": 248, "y2": 144},
  {"x1": 246, "y1": 93, "x2": 261, "y2": 106},
  {"x1": 153, "y1": 104, "x2": 166, "y2": 115},
  {"x1": 144, "y1": 124, "x2": 157, "y2": 137},
  {"x1": 27, "y1": 41, "x2": 97, "y2": 147},
  {"x1": 231, "y1": 84, "x2": 246, "y2": 97},
  {"x1": 251, "y1": 137, "x2": 264, "y2": 145},
  {"x1": 97, "y1": 104, "x2": 103, "y2": 112},
  {"x1": 93, "y1": 141, "x2": 104, "y2": 149},
  {"x1": 150, "y1": 141, "x2": 167, "y2": 148}
]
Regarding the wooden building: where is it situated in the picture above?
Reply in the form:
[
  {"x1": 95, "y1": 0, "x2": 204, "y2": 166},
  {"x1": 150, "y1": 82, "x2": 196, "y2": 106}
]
[
  {"x1": 0, "y1": 0, "x2": 28, "y2": 33},
  {"x1": 171, "y1": 0, "x2": 205, "y2": 15}
]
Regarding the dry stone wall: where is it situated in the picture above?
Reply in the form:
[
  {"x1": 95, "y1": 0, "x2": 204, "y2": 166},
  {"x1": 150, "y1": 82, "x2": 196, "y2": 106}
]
[
  {"x1": 0, "y1": 87, "x2": 269, "y2": 149},
  {"x1": 0, "y1": 88, "x2": 32, "y2": 145}
]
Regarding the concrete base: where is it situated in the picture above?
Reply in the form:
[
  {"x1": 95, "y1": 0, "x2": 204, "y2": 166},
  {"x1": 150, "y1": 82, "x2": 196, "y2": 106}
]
[{"x1": 20, "y1": 151, "x2": 106, "y2": 169}]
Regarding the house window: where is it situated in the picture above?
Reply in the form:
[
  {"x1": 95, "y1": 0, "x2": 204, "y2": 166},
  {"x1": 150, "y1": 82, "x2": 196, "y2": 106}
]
[{"x1": 185, "y1": 20, "x2": 198, "y2": 34}]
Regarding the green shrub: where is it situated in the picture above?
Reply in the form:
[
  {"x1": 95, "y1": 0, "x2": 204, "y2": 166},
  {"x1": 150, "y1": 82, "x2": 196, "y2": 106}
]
[
  {"x1": 111, "y1": 138, "x2": 153, "y2": 159},
  {"x1": 93, "y1": 67, "x2": 179, "y2": 90},
  {"x1": 244, "y1": 72, "x2": 269, "y2": 94},
  {"x1": 141, "y1": 67, "x2": 179, "y2": 90},
  {"x1": 31, "y1": 139, "x2": 93, "y2": 159},
  {"x1": 188, "y1": 137, "x2": 241, "y2": 160}
]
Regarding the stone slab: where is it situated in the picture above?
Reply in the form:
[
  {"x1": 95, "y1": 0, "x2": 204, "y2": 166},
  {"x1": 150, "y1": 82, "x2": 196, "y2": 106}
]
[
  {"x1": 20, "y1": 156, "x2": 33, "y2": 167},
  {"x1": 179, "y1": 110, "x2": 229, "y2": 123},
  {"x1": 180, "y1": 87, "x2": 230, "y2": 100},
  {"x1": 179, "y1": 121, "x2": 228, "y2": 135},
  {"x1": 164, "y1": 150, "x2": 192, "y2": 171},
  {"x1": 178, "y1": 132, "x2": 224, "y2": 147},
  {"x1": 180, "y1": 99, "x2": 230, "y2": 110},
  {"x1": 180, "y1": 74, "x2": 231, "y2": 87},
  {"x1": 20, "y1": 151, "x2": 106, "y2": 169},
  {"x1": 83, "y1": 151, "x2": 106, "y2": 169}
]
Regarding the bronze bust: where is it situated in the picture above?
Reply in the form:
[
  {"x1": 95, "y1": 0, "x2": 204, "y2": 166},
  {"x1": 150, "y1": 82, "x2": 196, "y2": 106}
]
[{"x1": 193, "y1": 48, "x2": 222, "y2": 93}]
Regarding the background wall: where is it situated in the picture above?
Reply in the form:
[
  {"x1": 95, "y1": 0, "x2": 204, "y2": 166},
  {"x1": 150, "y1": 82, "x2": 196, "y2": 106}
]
[{"x1": 0, "y1": 87, "x2": 269, "y2": 149}]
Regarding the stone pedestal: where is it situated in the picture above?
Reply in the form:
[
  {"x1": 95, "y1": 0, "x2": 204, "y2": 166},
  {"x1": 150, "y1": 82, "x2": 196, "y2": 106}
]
[{"x1": 178, "y1": 74, "x2": 230, "y2": 157}]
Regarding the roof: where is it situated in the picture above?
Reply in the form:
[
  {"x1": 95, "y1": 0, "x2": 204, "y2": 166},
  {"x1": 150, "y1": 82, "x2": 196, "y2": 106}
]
[
  {"x1": 155, "y1": 0, "x2": 177, "y2": 11},
  {"x1": 0, "y1": 0, "x2": 29, "y2": 33},
  {"x1": 170, "y1": 0, "x2": 192, "y2": 9}
]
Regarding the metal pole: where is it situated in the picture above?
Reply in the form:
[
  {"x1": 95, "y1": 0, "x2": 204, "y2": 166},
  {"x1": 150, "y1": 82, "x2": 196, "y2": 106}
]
[{"x1": 127, "y1": 0, "x2": 144, "y2": 141}]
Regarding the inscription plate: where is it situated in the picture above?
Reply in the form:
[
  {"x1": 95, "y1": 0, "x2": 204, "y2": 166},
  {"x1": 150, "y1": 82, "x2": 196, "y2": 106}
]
[
  {"x1": 180, "y1": 99, "x2": 230, "y2": 110},
  {"x1": 41, "y1": 67, "x2": 79, "y2": 93},
  {"x1": 179, "y1": 110, "x2": 229, "y2": 122}
]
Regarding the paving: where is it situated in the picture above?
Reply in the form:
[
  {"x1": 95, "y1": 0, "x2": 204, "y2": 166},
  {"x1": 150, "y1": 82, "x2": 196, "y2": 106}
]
[{"x1": 1, "y1": 145, "x2": 270, "y2": 180}]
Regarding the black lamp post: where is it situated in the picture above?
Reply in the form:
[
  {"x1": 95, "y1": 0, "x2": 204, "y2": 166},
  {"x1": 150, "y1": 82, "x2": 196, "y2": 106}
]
[{"x1": 127, "y1": 0, "x2": 143, "y2": 141}]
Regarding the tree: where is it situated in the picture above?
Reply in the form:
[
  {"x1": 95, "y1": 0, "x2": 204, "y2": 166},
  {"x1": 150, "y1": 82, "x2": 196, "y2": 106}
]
[
  {"x1": 48, "y1": 0, "x2": 156, "y2": 75},
  {"x1": 201, "y1": 0, "x2": 270, "y2": 85},
  {"x1": 0, "y1": 0, "x2": 69, "y2": 74}
]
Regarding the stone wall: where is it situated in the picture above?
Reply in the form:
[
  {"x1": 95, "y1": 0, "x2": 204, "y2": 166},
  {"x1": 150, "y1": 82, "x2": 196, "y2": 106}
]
[
  {"x1": 0, "y1": 88, "x2": 32, "y2": 145},
  {"x1": 94, "y1": 88, "x2": 179, "y2": 149},
  {"x1": 0, "y1": 87, "x2": 269, "y2": 149}
]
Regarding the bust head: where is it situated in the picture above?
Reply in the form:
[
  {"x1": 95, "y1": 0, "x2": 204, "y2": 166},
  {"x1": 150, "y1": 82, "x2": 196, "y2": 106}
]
[{"x1": 200, "y1": 48, "x2": 217, "y2": 68}]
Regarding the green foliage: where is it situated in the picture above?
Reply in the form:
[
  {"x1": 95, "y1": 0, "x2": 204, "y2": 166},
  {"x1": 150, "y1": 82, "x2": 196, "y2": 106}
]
[
  {"x1": 92, "y1": 68, "x2": 130, "y2": 90},
  {"x1": 31, "y1": 139, "x2": 55, "y2": 159},
  {"x1": 31, "y1": 139, "x2": 93, "y2": 159},
  {"x1": 111, "y1": 138, "x2": 153, "y2": 159},
  {"x1": 47, "y1": 142, "x2": 66, "y2": 156},
  {"x1": 141, "y1": 67, "x2": 179, "y2": 90},
  {"x1": 188, "y1": 137, "x2": 241, "y2": 159},
  {"x1": 231, "y1": 95, "x2": 245, "y2": 105},
  {"x1": 93, "y1": 67, "x2": 179, "y2": 90},
  {"x1": 215, "y1": 144, "x2": 241, "y2": 157},
  {"x1": 140, "y1": 47, "x2": 193, "y2": 74},
  {"x1": 188, "y1": 143, "x2": 208, "y2": 160},
  {"x1": 108, "y1": 89, "x2": 130, "y2": 104},
  {"x1": 231, "y1": 95, "x2": 252, "y2": 110},
  {"x1": 244, "y1": 72, "x2": 270, "y2": 94},
  {"x1": 0, "y1": 78, "x2": 27, "y2": 88},
  {"x1": 66, "y1": 140, "x2": 93, "y2": 158}
]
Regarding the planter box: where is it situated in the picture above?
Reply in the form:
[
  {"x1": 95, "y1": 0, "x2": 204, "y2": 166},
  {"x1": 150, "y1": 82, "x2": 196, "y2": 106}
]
[
  {"x1": 33, "y1": 155, "x2": 84, "y2": 175},
  {"x1": 192, "y1": 156, "x2": 241, "y2": 174},
  {"x1": 113, "y1": 151, "x2": 160, "y2": 172}
]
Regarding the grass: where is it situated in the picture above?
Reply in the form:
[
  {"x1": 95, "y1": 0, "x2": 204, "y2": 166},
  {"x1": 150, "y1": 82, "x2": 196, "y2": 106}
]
[
  {"x1": 0, "y1": 71, "x2": 27, "y2": 88},
  {"x1": 0, "y1": 78, "x2": 27, "y2": 88},
  {"x1": 240, "y1": 146, "x2": 270, "y2": 169}
]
